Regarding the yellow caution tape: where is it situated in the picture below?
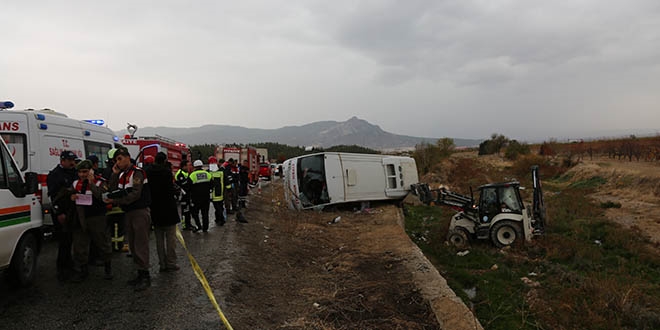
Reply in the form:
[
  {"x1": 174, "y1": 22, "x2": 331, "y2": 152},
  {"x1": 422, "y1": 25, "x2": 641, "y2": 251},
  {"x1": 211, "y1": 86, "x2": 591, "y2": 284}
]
[{"x1": 175, "y1": 227, "x2": 234, "y2": 330}]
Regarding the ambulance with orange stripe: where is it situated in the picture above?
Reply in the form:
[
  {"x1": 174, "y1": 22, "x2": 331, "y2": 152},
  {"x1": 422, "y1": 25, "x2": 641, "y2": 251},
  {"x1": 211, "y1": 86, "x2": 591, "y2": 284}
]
[
  {"x1": 0, "y1": 101, "x2": 43, "y2": 286},
  {"x1": 0, "y1": 106, "x2": 118, "y2": 226}
]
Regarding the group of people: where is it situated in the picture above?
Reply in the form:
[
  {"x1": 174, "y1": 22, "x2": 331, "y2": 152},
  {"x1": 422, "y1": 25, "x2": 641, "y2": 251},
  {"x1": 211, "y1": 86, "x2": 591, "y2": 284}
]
[
  {"x1": 47, "y1": 147, "x2": 251, "y2": 292},
  {"x1": 175, "y1": 157, "x2": 249, "y2": 233}
]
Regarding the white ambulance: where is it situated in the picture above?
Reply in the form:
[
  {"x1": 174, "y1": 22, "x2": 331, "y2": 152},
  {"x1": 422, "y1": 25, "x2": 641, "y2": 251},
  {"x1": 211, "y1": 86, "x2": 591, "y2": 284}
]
[
  {"x1": 0, "y1": 134, "x2": 42, "y2": 286},
  {"x1": 0, "y1": 108, "x2": 118, "y2": 225},
  {"x1": 282, "y1": 152, "x2": 419, "y2": 210}
]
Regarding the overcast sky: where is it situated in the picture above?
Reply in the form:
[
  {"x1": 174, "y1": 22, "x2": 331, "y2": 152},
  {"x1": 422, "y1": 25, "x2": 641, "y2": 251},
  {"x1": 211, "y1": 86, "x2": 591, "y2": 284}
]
[{"x1": 2, "y1": 1, "x2": 659, "y2": 141}]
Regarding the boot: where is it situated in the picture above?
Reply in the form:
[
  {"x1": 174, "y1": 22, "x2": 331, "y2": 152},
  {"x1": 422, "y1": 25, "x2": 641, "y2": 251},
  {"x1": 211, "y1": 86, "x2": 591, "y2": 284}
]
[
  {"x1": 134, "y1": 270, "x2": 151, "y2": 292},
  {"x1": 127, "y1": 272, "x2": 141, "y2": 286},
  {"x1": 70, "y1": 265, "x2": 89, "y2": 283},
  {"x1": 104, "y1": 261, "x2": 113, "y2": 280},
  {"x1": 236, "y1": 212, "x2": 248, "y2": 223}
]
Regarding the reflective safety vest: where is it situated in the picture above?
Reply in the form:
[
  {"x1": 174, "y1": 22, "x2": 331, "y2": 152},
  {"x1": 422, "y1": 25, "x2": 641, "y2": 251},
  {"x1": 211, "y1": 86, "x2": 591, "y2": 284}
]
[
  {"x1": 209, "y1": 170, "x2": 224, "y2": 202},
  {"x1": 189, "y1": 170, "x2": 211, "y2": 184}
]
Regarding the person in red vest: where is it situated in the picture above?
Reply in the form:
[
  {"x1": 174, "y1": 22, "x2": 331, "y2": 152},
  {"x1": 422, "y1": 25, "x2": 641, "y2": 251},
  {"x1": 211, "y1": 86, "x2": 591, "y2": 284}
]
[{"x1": 105, "y1": 147, "x2": 152, "y2": 291}]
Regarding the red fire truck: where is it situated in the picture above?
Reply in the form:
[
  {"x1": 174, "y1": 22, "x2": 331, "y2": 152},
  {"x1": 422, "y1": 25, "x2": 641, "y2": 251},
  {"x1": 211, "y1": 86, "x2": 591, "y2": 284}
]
[
  {"x1": 217, "y1": 145, "x2": 260, "y2": 180},
  {"x1": 121, "y1": 124, "x2": 190, "y2": 172}
]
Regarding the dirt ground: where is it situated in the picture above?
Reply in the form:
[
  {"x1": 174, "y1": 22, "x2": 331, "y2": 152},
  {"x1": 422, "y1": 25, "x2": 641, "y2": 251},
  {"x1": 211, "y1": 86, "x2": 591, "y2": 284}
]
[
  {"x1": 222, "y1": 180, "x2": 482, "y2": 330},
  {"x1": 564, "y1": 156, "x2": 660, "y2": 243}
]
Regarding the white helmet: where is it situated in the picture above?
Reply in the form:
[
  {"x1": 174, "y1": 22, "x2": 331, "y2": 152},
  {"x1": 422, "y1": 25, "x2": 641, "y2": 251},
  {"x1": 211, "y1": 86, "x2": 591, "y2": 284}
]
[{"x1": 193, "y1": 160, "x2": 203, "y2": 167}]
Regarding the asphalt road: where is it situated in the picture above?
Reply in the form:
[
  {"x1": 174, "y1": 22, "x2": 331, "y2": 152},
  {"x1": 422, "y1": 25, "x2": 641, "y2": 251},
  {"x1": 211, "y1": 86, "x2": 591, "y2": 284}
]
[{"x1": 0, "y1": 205, "x2": 247, "y2": 330}]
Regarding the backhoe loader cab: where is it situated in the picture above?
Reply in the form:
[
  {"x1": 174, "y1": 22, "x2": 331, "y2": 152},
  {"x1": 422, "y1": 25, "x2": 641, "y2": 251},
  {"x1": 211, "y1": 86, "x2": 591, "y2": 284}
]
[{"x1": 411, "y1": 166, "x2": 545, "y2": 248}]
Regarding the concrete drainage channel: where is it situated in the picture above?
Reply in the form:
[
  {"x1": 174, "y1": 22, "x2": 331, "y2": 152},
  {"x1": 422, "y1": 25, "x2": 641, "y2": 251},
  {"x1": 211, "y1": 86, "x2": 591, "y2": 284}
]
[{"x1": 396, "y1": 209, "x2": 485, "y2": 330}]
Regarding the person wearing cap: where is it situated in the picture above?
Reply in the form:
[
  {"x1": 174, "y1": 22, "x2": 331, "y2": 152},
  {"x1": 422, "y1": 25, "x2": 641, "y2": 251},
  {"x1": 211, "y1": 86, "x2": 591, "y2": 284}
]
[
  {"x1": 103, "y1": 148, "x2": 118, "y2": 180},
  {"x1": 47, "y1": 150, "x2": 79, "y2": 281},
  {"x1": 87, "y1": 155, "x2": 100, "y2": 170},
  {"x1": 146, "y1": 152, "x2": 180, "y2": 272},
  {"x1": 175, "y1": 160, "x2": 195, "y2": 231},
  {"x1": 208, "y1": 156, "x2": 225, "y2": 226},
  {"x1": 106, "y1": 147, "x2": 153, "y2": 291},
  {"x1": 70, "y1": 160, "x2": 113, "y2": 282},
  {"x1": 189, "y1": 160, "x2": 212, "y2": 232},
  {"x1": 142, "y1": 155, "x2": 155, "y2": 172}
]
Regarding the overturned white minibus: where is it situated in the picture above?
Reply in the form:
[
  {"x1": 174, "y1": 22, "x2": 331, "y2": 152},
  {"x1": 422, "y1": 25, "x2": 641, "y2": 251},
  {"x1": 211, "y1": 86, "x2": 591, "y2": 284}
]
[{"x1": 282, "y1": 152, "x2": 419, "y2": 210}]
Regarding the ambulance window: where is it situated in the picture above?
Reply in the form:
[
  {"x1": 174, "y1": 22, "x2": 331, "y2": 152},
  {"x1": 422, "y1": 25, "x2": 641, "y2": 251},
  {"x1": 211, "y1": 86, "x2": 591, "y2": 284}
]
[
  {"x1": 0, "y1": 148, "x2": 5, "y2": 189},
  {"x1": 84, "y1": 141, "x2": 112, "y2": 170},
  {"x1": 1, "y1": 133, "x2": 27, "y2": 171},
  {"x1": 0, "y1": 142, "x2": 24, "y2": 195}
]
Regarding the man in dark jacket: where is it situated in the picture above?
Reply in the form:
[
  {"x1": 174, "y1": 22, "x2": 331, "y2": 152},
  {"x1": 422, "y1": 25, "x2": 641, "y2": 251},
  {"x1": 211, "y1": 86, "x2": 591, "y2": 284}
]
[
  {"x1": 146, "y1": 152, "x2": 180, "y2": 272},
  {"x1": 47, "y1": 150, "x2": 78, "y2": 281}
]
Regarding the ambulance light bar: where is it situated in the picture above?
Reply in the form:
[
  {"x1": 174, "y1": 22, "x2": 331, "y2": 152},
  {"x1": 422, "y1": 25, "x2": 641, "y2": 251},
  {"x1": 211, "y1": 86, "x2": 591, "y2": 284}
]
[
  {"x1": 84, "y1": 119, "x2": 105, "y2": 126},
  {"x1": 1, "y1": 101, "x2": 15, "y2": 109}
]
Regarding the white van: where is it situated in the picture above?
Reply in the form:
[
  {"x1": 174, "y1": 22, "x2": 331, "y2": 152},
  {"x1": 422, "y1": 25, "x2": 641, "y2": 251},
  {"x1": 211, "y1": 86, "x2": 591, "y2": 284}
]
[
  {"x1": 0, "y1": 108, "x2": 118, "y2": 225},
  {"x1": 0, "y1": 137, "x2": 42, "y2": 286},
  {"x1": 282, "y1": 152, "x2": 419, "y2": 210}
]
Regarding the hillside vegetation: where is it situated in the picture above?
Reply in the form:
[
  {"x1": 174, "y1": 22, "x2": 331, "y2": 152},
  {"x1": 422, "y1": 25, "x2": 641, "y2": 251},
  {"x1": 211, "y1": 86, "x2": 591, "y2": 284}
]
[{"x1": 406, "y1": 148, "x2": 660, "y2": 330}]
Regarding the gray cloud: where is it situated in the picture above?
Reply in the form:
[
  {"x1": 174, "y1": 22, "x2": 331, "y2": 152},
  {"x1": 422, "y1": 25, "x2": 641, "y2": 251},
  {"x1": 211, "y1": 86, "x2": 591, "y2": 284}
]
[{"x1": 1, "y1": 1, "x2": 659, "y2": 141}]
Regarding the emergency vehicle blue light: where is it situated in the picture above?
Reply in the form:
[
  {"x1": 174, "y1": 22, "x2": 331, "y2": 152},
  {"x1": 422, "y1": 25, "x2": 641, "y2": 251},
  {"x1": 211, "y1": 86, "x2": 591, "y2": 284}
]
[
  {"x1": 35, "y1": 114, "x2": 46, "y2": 120},
  {"x1": 84, "y1": 130, "x2": 91, "y2": 136},
  {"x1": 113, "y1": 136, "x2": 119, "y2": 142},
  {"x1": 0, "y1": 101, "x2": 14, "y2": 109},
  {"x1": 39, "y1": 123, "x2": 48, "y2": 130},
  {"x1": 84, "y1": 119, "x2": 105, "y2": 126}
]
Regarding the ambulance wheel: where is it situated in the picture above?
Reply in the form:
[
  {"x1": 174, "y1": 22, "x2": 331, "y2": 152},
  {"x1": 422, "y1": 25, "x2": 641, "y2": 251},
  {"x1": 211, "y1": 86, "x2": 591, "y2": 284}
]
[
  {"x1": 447, "y1": 228, "x2": 470, "y2": 249},
  {"x1": 490, "y1": 221, "x2": 522, "y2": 248},
  {"x1": 9, "y1": 234, "x2": 38, "y2": 287}
]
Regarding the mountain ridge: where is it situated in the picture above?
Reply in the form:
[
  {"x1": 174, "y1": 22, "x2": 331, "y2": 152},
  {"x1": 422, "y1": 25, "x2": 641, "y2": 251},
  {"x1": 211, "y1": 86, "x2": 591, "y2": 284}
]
[{"x1": 119, "y1": 117, "x2": 482, "y2": 150}]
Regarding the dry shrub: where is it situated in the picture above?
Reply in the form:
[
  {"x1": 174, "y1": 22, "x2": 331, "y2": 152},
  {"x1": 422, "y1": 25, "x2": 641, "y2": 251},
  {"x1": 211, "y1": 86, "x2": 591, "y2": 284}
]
[{"x1": 511, "y1": 154, "x2": 567, "y2": 181}]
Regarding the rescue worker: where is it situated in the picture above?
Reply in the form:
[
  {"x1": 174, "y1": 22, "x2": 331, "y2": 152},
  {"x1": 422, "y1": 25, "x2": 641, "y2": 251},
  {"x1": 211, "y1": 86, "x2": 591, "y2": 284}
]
[
  {"x1": 238, "y1": 160, "x2": 250, "y2": 209},
  {"x1": 47, "y1": 150, "x2": 78, "y2": 282},
  {"x1": 105, "y1": 147, "x2": 153, "y2": 292},
  {"x1": 224, "y1": 158, "x2": 239, "y2": 213},
  {"x1": 70, "y1": 160, "x2": 113, "y2": 282},
  {"x1": 103, "y1": 148, "x2": 126, "y2": 252},
  {"x1": 208, "y1": 156, "x2": 225, "y2": 226},
  {"x1": 189, "y1": 160, "x2": 212, "y2": 232},
  {"x1": 235, "y1": 160, "x2": 249, "y2": 224},
  {"x1": 175, "y1": 160, "x2": 195, "y2": 231}
]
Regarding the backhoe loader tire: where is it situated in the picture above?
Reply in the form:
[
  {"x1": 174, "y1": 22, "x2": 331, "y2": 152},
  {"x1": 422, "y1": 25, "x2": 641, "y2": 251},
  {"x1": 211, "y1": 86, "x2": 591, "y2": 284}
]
[
  {"x1": 447, "y1": 229, "x2": 470, "y2": 249},
  {"x1": 490, "y1": 220, "x2": 522, "y2": 248}
]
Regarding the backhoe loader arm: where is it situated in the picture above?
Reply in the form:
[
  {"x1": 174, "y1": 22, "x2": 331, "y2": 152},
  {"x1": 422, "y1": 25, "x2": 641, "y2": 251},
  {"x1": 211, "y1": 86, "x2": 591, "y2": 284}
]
[{"x1": 410, "y1": 184, "x2": 475, "y2": 212}]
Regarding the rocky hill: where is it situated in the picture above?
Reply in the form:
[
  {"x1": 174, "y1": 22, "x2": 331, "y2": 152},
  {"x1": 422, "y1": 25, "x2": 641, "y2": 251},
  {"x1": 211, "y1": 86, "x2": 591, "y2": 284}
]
[{"x1": 119, "y1": 116, "x2": 481, "y2": 150}]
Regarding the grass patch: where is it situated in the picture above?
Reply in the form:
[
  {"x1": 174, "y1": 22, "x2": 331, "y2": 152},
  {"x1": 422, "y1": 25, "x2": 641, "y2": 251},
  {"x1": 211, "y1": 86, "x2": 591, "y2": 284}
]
[
  {"x1": 405, "y1": 176, "x2": 660, "y2": 330},
  {"x1": 600, "y1": 201, "x2": 622, "y2": 209},
  {"x1": 568, "y1": 176, "x2": 607, "y2": 189}
]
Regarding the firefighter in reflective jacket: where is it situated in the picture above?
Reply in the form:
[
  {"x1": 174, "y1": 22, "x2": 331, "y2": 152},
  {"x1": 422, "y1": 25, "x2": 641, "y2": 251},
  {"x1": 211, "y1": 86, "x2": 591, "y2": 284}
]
[
  {"x1": 175, "y1": 160, "x2": 195, "y2": 231},
  {"x1": 208, "y1": 157, "x2": 225, "y2": 226},
  {"x1": 189, "y1": 160, "x2": 212, "y2": 232}
]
